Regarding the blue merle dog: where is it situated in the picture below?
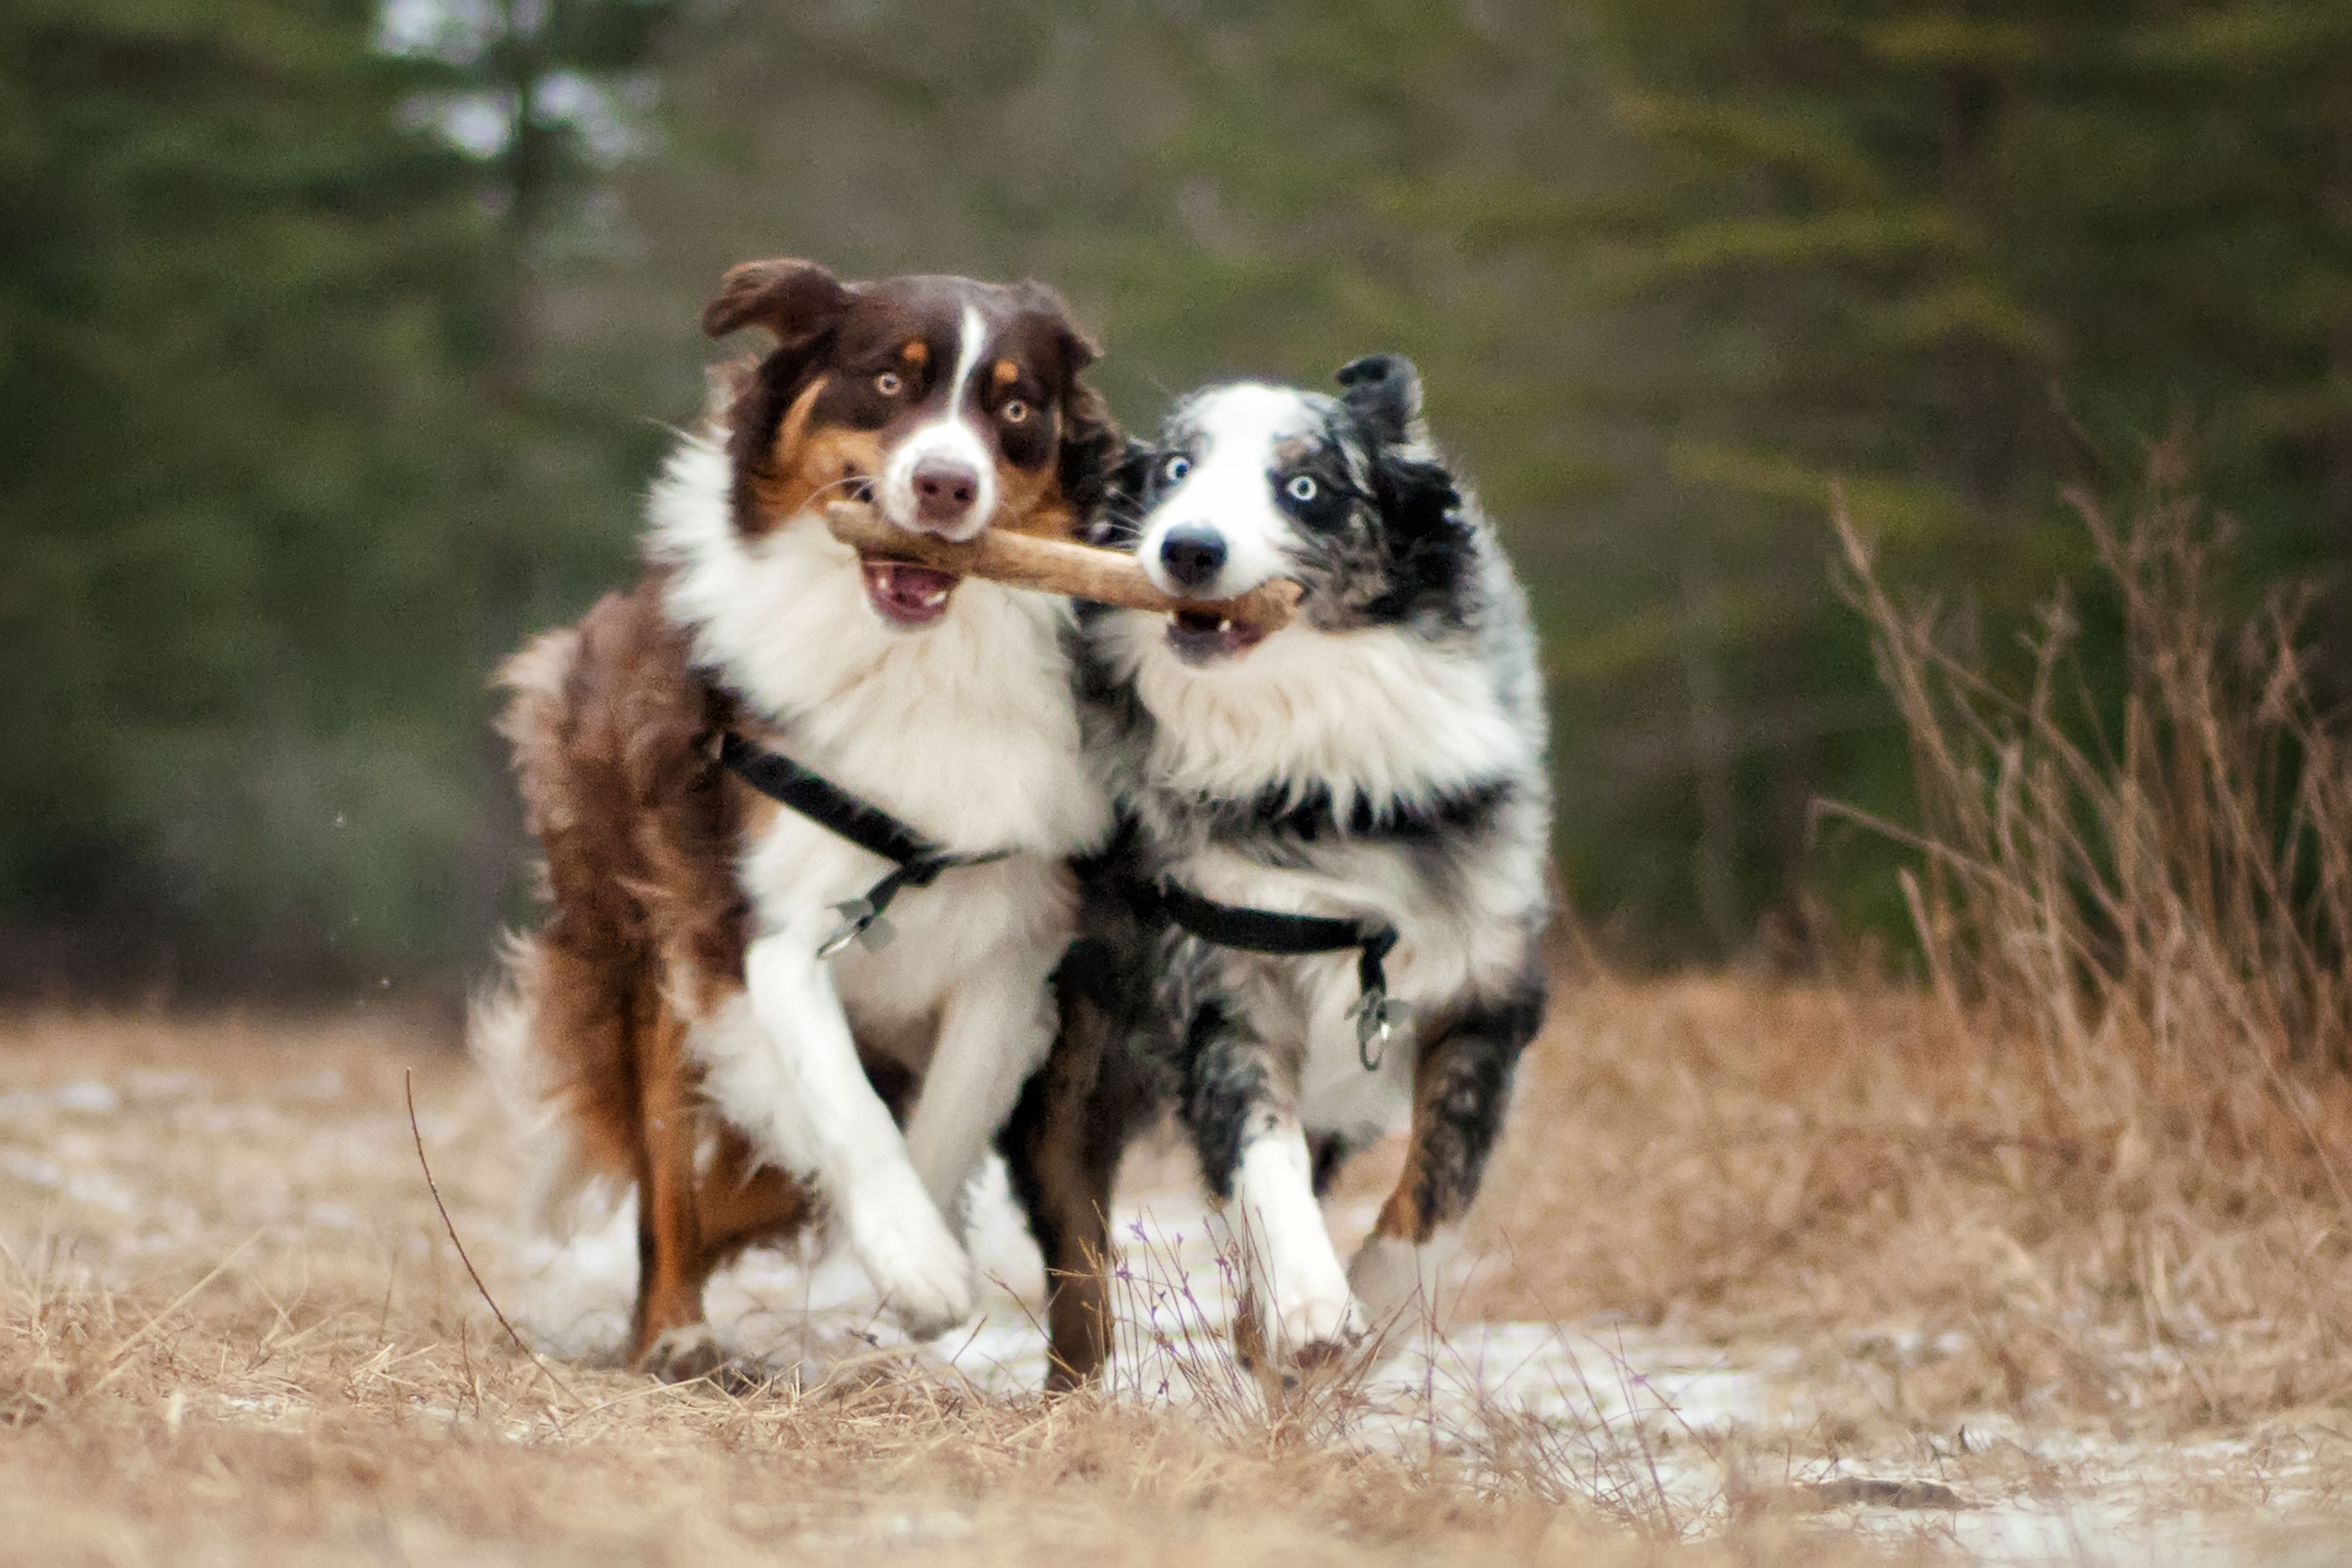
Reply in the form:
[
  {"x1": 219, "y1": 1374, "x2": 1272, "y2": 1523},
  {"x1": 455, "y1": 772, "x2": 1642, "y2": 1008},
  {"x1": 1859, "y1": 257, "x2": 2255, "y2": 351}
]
[{"x1": 1001, "y1": 354, "x2": 1552, "y2": 1384}]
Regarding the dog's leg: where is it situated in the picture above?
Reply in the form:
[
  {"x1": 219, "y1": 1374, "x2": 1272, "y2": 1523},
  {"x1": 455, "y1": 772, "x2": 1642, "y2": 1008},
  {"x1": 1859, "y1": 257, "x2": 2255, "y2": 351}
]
[
  {"x1": 902, "y1": 942, "x2": 1060, "y2": 1227},
  {"x1": 1001, "y1": 935, "x2": 1143, "y2": 1392},
  {"x1": 1187, "y1": 1000, "x2": 1365, "y2": 1364},
  {"x1": 731, "y1": 930, "x2": 974, "y2": 1338},
  {"x1": 694, "y1": 1121, "x2": 811, "y2": 1276},
  {"x1": 627, "y1": 991, "x2": 716, "y2": 1377},
  {"x1": 1347, "y1": 980, "x2": 1544, "y2": 1327}
]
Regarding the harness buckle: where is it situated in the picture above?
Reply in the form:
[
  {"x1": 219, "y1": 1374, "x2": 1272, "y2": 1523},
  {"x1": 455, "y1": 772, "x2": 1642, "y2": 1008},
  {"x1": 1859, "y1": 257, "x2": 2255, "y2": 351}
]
[{"x1": 817, "y1": 897, "x2": 897, "y2": 958}]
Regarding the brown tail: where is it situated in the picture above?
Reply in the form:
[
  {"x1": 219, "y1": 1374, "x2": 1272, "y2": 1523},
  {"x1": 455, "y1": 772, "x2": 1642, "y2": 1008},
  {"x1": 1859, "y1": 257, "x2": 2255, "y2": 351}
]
[{"x1": 469, "y1": 623, "x2": 642, "y2": 1234}]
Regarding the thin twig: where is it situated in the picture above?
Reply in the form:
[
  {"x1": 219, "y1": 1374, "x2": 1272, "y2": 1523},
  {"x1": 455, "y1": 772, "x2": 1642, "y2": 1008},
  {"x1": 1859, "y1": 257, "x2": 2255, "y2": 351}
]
[{"x1": 405, "y1": 1068, "x2": 584, "y2": 1409}]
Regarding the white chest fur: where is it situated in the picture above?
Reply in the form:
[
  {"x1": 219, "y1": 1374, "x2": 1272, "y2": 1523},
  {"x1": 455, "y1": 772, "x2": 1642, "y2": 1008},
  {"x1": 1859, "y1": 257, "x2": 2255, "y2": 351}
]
[
  {"x1": 645, "y1": 428, "x2": 1108, "y2": 1339},
  {"x1": 1118, "y1": 608, "x2": 1545, "y2": 1140},
  {"x1": 650, "y1": 433, "x2": 1112, "y2": 862},
  {"x1": 1108, "y1": 610, "x2": 1532, "y2": 818}
]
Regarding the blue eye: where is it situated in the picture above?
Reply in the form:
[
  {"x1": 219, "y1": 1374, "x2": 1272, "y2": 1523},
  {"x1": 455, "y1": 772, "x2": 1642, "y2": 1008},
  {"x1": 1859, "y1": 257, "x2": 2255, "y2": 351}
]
[
  {"x1": 1287, "y1": 475, "x2": 1318, "y2": 502},
  {"x1": 1163, "y1": 456, "x2": 1192, "y2": 485}
]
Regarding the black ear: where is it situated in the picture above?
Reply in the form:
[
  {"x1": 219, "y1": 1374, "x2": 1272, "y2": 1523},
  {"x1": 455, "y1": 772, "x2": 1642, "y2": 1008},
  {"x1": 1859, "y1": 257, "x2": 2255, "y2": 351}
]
[
  {"x1": 1080, "y1": 437, "x2": 1157, "y2": 549},
  {"x1": 1015, "y1": 280, "x2": 1123, "y2": 525},
  {"x1": 1334, "y1": 353, "x2": 1423, "y2": 446},
  {"x1": 702, "y1": 257, "x2": 853, "y2": 344},
  {"x1": 1362, "y1": 450, "x2": 1475, "y2": 623},
  {"x1": 1058, "y1": 380, "x2": 1129, "y2": 524}
]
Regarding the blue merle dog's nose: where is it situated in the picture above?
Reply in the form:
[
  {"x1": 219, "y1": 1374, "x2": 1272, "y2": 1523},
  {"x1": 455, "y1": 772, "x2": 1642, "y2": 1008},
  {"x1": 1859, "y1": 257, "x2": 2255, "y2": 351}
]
[{"x1": 1158, "y1": 523, "x2": 1227, "y2": 592}]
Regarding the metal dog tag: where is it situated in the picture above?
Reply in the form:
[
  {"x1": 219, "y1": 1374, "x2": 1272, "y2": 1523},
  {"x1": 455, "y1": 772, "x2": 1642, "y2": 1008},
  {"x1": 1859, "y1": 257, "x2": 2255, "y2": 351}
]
[
  {"x1": 817, "y1": 897, "x2": 895, "y2": 958},
  {"x1": 1350, "y1": 991, "x2": 1409, "y2": 1071}
]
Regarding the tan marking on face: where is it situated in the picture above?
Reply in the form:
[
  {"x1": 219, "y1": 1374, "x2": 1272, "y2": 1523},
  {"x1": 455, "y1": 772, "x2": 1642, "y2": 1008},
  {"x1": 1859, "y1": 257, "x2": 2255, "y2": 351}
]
[
  {"x1": 991, "y1": 470, "x2": 1072, "y2": 538},
  {"x1": 749, "y1": 383, "x2": 886, "y2": 532},
  {"x1": 990, "y1": 406, "x2": 1074, "y2": 538},
  {"x1": 768, "y1": 377, "x2": 828, "y2": 474},
  {"x1": 992, "y1": 359, "x2": 1020, "y2": 388},
  {"x1": 900, "y1": 339, "x2": 929, "y2": 368}
]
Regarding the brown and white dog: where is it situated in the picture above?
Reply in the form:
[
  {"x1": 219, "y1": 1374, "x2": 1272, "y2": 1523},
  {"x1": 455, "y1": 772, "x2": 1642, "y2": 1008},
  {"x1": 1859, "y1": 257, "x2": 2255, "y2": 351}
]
[{"x1": 475, "y1": 260, "x2": 1122, "y2": 1375}]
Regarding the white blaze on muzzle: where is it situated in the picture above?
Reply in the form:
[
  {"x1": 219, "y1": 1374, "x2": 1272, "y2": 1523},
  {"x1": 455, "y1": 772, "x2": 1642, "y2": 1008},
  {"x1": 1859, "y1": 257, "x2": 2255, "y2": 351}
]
[
  {"x1": 1137, "y1": 383, "x2": 1317, "y2": 601},
  {"x1": 878, "y1": 305, "x2": 998, "y2": 541}
]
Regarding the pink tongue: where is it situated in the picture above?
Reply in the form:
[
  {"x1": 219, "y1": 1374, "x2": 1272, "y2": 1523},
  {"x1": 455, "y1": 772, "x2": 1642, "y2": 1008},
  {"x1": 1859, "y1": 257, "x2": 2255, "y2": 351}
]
[{"x1": 863, "y1": 561, "x2": 958, "y2": 613}]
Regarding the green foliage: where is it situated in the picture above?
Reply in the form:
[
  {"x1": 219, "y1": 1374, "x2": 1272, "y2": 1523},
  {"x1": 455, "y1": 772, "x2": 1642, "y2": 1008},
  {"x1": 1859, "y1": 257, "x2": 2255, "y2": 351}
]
[
  {"x1": 7, "y1": 0, "x2": 2352, "y2": 991},
  {"x1": 1568, "y1": 0, "x2": 2352, "y2": 951},
  {"x1": 0, "y1": 0, "x2": 483, "y2": 988},
  {"x1": 0, "y1": 0, "x2": 666, "y2": 993}
]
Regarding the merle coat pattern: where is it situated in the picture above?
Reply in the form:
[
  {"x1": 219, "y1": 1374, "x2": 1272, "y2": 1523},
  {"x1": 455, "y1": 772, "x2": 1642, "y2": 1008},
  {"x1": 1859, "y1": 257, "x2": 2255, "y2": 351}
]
[{"x1": 1003, "y1": 356, "x2": 1552, "y2": 1384}]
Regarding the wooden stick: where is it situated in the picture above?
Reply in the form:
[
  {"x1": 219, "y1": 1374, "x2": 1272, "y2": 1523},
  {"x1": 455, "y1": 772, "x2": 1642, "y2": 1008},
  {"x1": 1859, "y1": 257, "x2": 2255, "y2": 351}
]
[{"x1": 824, "y1": 502, "x2": 1302, "y2": 630}]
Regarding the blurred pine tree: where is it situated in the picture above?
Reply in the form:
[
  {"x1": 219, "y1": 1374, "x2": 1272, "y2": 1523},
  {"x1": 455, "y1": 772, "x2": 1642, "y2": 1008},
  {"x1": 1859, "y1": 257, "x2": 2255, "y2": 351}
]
[
  {"x1": 0, "y1": 0, "x2": 667, "y2": 997},
  {"x1": 0, "y1": 0, "x2": 488, "y2": 992},
  {"x1": 8, "y1": 0, "x2": 2351, "y2": 991},
  {"x1": 1575, "y1": 1, "x2": 2352, "y2": 952}
]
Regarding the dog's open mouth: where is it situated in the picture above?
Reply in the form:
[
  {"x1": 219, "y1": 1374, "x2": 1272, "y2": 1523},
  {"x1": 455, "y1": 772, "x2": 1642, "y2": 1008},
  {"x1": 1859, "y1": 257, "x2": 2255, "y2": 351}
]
[
  {"x1": 1167, "y1": 608, "x2": 1268, "y2": 665},
  {"x1": 860, "y1": 559, "x2": 960, "y2": 628}
]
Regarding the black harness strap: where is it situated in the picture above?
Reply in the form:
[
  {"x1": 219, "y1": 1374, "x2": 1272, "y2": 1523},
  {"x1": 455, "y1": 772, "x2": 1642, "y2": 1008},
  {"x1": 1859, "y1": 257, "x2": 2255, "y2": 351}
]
[
  {"x1": 1151, "y1": 878, "x2": 1405, "y2": 1071},
  {"x1": 717, "y1": 730, "x2": 1007, "y2": 956}
]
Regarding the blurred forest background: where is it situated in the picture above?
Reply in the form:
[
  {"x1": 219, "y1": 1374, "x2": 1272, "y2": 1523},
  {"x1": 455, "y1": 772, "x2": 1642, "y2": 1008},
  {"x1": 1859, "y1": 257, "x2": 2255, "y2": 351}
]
[{"x1": 6, "y1": 0, "x2": 2352, "y2": 1001}]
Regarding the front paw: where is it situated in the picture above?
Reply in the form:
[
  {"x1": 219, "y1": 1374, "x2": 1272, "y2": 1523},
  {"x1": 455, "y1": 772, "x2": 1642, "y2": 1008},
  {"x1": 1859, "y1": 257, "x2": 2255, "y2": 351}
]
[
  {"x1": 639, "y1": 1325, "x2": 729, "y2": 1384},
  {"x1": 843, "y1": 1170, "x2": 976, "y2": 1340},
  {"x1": 1267, "y1": 1281, "x2": 1369, "y2": 1367},
  {"x1": 1346, "y1": 1232, "x2": 1441, "y2": 1328}
]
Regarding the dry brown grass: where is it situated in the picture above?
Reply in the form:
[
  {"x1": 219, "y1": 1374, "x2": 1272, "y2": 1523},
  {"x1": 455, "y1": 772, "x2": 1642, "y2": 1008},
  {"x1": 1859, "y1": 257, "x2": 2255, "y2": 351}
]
[
  {"x1": 1472, "y1": 974, "x2": 2352, "y2": 1439},
  {"x1": 12, "y1": 459, "x2": 2352, "y2": 1560},
  {"x1": 1468, "y1": 456, "x2": 2352, "y2": 1459},
  {"x1": 0, "y1": 1011, "x2": 1936, "y2": 1567}
]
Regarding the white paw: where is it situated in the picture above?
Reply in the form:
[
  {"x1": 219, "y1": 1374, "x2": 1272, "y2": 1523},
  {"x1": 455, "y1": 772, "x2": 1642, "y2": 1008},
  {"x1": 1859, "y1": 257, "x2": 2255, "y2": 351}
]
[
  {"x1": 1346, "y1": 1232, "x2": 1445, "y2": 1329},
  {"x1": 842, "y1": 1167, "x2": 975, "y2": 1340},
  {"x1": 1267, "y1": 1279, "x2": 1368, "y2": 1365}
]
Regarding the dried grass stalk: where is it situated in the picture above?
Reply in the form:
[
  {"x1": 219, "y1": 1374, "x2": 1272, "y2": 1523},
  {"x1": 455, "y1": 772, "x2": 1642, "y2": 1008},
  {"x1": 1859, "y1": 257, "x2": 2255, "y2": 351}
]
[{"x1": 1826, "y1": 446, "x2": 2352, "y2": 1217}]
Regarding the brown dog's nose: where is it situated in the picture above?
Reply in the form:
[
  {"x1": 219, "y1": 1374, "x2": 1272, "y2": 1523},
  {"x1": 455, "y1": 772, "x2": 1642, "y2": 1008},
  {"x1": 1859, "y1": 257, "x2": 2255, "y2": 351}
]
[{"x1": 913, "y1": 459, "x2": 980, "y2": 525}]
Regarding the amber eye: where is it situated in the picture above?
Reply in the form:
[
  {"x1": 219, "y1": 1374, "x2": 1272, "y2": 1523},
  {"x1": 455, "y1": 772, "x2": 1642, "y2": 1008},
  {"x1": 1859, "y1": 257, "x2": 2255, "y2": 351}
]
[
  {"x1": 875, "y1": 371, "x2": 904, "y2": 396},
  {"x1": 1001, "y1": 399, "x2": 1029, "y2": 425}
]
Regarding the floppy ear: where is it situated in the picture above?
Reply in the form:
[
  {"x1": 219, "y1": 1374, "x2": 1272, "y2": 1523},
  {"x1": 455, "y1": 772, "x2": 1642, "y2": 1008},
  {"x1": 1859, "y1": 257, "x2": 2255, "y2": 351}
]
[
  {"x1": 1058, "y1": 379, "x2": 1129, "y2": 525},
  {"x1": 1362, "y1": 450, "x2": 1475, "y2": 622},
  {"x1": 1079, "y1": 436, "x2": 1158, "y2": 549},
  {"x1": 1334, "y1": 353, "x2": 1424, "y2": 446},
  {"x1": 1010, "y1": 280, "x2": 1123, "y2": 524},
  {"x1": 701, "y1": 257, "x2": 852, "y2": 344},
  {"x1": 1013, "y1": 279, "x2": 1102, "y2": 376}
]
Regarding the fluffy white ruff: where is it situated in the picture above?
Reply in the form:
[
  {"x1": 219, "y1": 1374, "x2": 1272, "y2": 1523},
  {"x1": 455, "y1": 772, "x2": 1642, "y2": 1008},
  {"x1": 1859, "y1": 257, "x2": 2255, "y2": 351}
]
[
  {"x1": 650, "y1": 431, "x2": 1109, "y2": 857},
  {"x1": 1106, "y1": 609, "x2": 1535, "y2": 826},
  {"x1": 644, "y1": 425, "x2": 1109, "y2": 1335}
]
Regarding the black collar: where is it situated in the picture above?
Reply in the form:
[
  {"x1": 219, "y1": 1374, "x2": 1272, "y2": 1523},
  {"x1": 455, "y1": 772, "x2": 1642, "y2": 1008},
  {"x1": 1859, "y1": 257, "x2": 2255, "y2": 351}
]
[
  {"x1": 717, "y1": 730, "x2": 1006, "y2": 955},
  {"x1": 1148, "y1": 878, "x2": 1405, "y2": 1070}
]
